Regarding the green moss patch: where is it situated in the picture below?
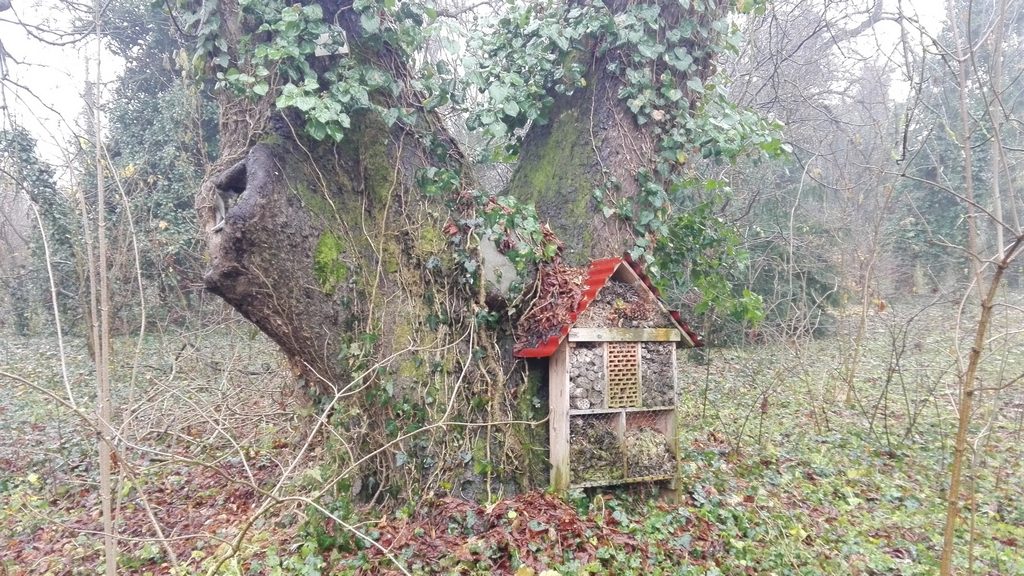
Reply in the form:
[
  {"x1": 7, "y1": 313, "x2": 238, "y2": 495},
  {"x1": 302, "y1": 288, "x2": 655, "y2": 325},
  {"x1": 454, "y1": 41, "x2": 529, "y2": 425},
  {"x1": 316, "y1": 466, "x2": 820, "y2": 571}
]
[{"x1": 313, "y1": 231, "x2": 349, "y2": 295}]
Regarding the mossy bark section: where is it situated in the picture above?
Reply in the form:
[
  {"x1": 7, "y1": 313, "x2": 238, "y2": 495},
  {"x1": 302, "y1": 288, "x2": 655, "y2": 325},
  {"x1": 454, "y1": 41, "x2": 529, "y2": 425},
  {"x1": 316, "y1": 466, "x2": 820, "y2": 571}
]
[
  {"x1": 508, "y1": 71, "x2": 643, "y2": 265},
  {"x1": 508, "y1": 0, "x2": 730, "y2": 265},
  {"x1": 202, "y1": 115, "x2": 549, "y2": 501},
  {"x1": 508, "y1": 105, "x2": 596, "y2": 266},
  {"x1": 204, "y1": 143, "x2": 351, "y2": 383}
]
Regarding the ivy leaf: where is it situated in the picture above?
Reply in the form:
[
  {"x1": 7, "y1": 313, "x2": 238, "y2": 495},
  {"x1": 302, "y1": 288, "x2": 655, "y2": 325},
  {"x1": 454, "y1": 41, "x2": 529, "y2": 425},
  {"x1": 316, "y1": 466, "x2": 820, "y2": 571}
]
[
  {"x1": 488, "y1": 83, "x2": 509, "y2": 104},
  {"x1": 307, "y1": 120, "x2": 327, "y2": 141},
  {"x1": 275, "y1": 84, "x2": 296, "y2": 107},
  {"x1": 686, "y1": 78, "x2": 705, "y2": 94},
  {"x1": 302, "y1": 4, "x2": 323, "y2": 19},
  {"x1": 676, "y1": 20, "x2": 696, "y2": 38},
  {"x1": 252, "y1": 82, "x2": 269, "y2": 96},
  {"x1": 326, "y1": 124, "x2": 344, "y2": 142},
  {"x1": 360, "y1": 12, "x2": 380, "y2": 34},
  {"x1": 502, "y1": 100, "x2": 520, "y2": 117},
  {"x1": 294, "y1": 95, "x2": 318, "y2": 112},
  {"x1": 381, "y1": 107, "x2": 400, "y2": 127},
  {"x1": 666, "y1": 47, "x2": 694, "y2": 72},
  {"x1": 636, "y1": 40, "x2": 664, "y2": 60},
  {"x1": 487, "y1": 120, "x2": 508, "y2": 139}
]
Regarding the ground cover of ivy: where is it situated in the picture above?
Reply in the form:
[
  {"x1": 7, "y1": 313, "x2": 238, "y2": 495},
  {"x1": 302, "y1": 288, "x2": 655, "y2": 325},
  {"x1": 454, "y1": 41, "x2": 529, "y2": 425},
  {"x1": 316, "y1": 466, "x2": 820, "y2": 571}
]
[
  {"x1": 2, "y1": 294, "x2": 1023, "y2": 574},
  {"x1": 279, "y1": 293, "x2": 1024, "y2": 575},
  {"x1": 664, "y1": 293, "x2": 1024, "y2": 576}
]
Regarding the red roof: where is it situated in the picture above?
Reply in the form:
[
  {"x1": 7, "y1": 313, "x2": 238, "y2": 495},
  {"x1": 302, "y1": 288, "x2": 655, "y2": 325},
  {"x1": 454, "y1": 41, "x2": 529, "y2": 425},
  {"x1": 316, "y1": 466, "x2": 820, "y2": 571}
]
[{"x1": 513, "y1": 255, "x2": 703, "y2": 358}]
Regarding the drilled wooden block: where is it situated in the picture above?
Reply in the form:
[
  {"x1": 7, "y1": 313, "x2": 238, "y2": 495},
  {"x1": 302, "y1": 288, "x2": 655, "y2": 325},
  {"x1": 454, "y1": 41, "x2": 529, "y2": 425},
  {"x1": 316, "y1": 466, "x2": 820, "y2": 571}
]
[
  {"x1": 606, "y1": 342, "x2": 640, "y2": 408},
  {"x1": 641, "y1": 342, "x2": 676, "y2": 408}
]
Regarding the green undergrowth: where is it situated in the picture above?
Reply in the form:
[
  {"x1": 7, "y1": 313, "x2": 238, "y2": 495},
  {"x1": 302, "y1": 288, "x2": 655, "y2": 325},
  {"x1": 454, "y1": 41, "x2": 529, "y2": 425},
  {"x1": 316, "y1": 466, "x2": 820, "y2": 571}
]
[
  {"x1": 241, "y1": 425, "x2": 1020, "y2": 575},
  {"x1": 0, "y1": 316, "x2": 302, "y2": 575},
  {"x1": 2, "y1": 294, "x2": 1023, "y2": 574},
  {"x1": 243, "y1": 294, "x2": 1023, "y2": 575}
]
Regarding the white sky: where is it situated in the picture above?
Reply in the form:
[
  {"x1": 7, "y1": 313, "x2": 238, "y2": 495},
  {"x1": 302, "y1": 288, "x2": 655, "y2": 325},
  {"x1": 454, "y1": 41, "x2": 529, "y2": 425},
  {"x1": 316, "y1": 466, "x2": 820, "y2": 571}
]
[
  {"x1": 860, "y1": 0, "x2": 947, "y2": 100},
  {"x1": 1, "y1": 1, "x2": 123, "y2": 165}
]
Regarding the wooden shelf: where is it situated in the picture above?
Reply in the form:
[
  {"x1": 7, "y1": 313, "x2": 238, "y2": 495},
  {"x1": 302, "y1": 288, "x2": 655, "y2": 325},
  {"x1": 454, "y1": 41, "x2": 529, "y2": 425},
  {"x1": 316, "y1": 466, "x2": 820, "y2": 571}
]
[
  {"x1": 570, "y1": 474, "x2": 676, "y2": 489},
  {"x1": 568, "y1": 406, "x2": 676, "y2": 416},
  {"x1": 569, "y1": 327, "x2": 682, "y2": 342},
  {"x1": 569, "y1": 408, "x2": 620, "y2": 416}
]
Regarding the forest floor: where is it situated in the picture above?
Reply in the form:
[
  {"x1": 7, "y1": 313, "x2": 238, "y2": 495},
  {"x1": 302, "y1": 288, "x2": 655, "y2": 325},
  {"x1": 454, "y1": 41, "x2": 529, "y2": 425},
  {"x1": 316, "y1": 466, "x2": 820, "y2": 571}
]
[{"x1": 1, "y1": 294, "x2": 1023, "y2": 575}]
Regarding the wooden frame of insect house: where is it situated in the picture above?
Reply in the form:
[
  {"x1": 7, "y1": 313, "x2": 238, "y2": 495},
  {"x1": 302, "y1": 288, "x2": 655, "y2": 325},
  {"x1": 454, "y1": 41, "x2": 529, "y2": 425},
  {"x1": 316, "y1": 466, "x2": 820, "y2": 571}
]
[{"x1": 515, "y1": 256, "x2": 703, "y2": 492}]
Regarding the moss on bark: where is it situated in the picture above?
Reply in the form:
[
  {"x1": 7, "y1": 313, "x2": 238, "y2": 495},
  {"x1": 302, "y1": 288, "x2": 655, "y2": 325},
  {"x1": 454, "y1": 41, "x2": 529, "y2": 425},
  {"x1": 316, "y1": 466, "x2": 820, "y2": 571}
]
[
  {"x1": 204, "y1": 112, "x2": 550, "y2": 503},
  {"x1": 508, "y1": 102, "x2": 599, "y2": 265}
]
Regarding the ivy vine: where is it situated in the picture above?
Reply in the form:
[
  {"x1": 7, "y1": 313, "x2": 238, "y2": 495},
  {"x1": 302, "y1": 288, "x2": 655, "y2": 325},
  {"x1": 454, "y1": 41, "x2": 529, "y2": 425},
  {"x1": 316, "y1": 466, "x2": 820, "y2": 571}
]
[
  {"x1": 185, "y1": 0, "x2": 785, "y2": 311},
  {"x1": 463, "y1": 0, "x2": 783, "y2": 317}
]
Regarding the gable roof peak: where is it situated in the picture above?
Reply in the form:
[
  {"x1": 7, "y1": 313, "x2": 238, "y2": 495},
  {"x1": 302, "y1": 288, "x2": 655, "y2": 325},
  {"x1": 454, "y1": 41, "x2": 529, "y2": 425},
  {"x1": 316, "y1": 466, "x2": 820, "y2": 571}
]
[{"x1": 513, "y1": 255, "x2": 703, "y2": 358}]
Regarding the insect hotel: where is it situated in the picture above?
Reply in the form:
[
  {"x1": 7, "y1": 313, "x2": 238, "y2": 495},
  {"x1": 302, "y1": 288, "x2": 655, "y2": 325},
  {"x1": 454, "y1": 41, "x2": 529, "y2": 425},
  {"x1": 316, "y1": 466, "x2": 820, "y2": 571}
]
[{"x1": 515, "y1": 256, "x2": 702, "y2": 491}]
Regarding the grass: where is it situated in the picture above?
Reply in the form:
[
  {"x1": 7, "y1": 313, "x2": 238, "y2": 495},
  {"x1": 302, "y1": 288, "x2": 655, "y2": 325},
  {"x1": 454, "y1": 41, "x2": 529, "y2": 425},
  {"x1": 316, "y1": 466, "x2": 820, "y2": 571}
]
[{"x1": 1, "y1": 294, "x2": 1023, "y2": 574}]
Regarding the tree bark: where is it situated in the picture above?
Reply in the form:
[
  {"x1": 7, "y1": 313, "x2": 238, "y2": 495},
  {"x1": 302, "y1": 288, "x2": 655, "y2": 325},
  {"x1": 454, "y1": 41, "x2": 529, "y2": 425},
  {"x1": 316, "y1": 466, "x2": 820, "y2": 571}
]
[
  {"x1": 938, "y1": 1, "x2": 1021, "y2": 571},
  {"x1": 200, "y1": 0, "x2": 551, "y2": 500},
  {"x1": 92, "y1": 3, "x2": 117, "y2": 570},
  {"x1": 199, "y1": 0, "x2": 731, "y2": 500},
  {"x1": 509, "y1": 0, "x2": 729, "y2": 263}
]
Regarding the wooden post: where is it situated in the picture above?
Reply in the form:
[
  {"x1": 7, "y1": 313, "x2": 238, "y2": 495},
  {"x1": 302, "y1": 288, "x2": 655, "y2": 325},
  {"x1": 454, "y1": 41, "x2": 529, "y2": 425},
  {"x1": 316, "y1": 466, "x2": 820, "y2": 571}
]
[
  {"x1": 668, "y1": 345, "x2": 681, "y2": 501},
  {"x1": 549, "y1": 341, "x2": 571, "y2": 491}
]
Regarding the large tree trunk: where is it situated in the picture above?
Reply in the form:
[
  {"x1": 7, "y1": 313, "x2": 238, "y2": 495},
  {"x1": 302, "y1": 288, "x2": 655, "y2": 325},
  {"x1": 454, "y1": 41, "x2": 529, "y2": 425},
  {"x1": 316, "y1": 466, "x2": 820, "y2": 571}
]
[
  {"x1": 199, "y1": 1, "x2": 543, "y2": 502},
  {"x1": 202, "y1": 1, "x2": 468, "y2": 386},
  {"x1": 198, "y1": 0, "x2": 730, "y2": 502}
]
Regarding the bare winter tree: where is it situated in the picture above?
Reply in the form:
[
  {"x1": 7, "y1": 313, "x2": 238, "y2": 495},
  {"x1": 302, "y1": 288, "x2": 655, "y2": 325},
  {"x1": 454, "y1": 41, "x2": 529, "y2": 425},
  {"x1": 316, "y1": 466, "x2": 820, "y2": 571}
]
[
  {"x1": 892, "y1": 0, "x2": 1024, "y2": 572},
  {"x1": 724, "y1": 0, "x2": 902, "y2": 386}
]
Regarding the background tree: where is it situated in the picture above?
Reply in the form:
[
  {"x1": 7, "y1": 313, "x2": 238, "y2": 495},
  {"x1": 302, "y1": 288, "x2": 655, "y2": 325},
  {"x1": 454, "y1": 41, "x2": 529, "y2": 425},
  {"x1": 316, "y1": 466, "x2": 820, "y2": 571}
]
[
  {"x1": 0, "y1": 127, "x2": 81, "y2": 333},
  {"x1": 716, "y1": 0, "x2": 894, "y2": 343},
  {"x1": 892, "y1": 0, "x2": 1024, "y2": 571},
  {"x1": 100, "y1": 0, "x2": 217, "y2": 325}
]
